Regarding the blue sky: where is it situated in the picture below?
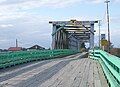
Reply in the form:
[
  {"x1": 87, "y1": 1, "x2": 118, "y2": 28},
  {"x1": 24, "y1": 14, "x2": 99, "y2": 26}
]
[{"x1": 0, "y1": 0, "x2": 120, "y2": 49}]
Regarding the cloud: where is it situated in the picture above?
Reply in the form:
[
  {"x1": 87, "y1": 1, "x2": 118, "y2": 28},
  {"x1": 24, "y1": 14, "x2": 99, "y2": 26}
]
[
  {"x1": 84, "y1": 0, "x2": 103, "y2": 4},
  {"x1": 0, "y1": 0, "x2": 6, "y2": 3},
  {"x1": 0, "y1": 0, "x2": 81, "y2": 6},
  {"x1": 0, "y1": 0, "x2": 113, "y2": 21},
  {"x1": 0, "y1": 0, "x2": 119, "y2": 49},
  {"x1": 0, "y1": 13, "x2": 53, "y2": 49},
  {"x1": 0, "y1": 0, "x2": 81, "y2": 21},
  {"x1": 110, "y1": 16, "x2": 120, "y2": 24},
  {"x1": 0, "y1": 0, "x2": 81, "y2": 11},
  {"x1": 0, "y1": 0, "x2": 109, "y2": 21},
  {"x1": 0, "y1": 0, "x2": 105, "y2": 12},
  {"x1": 114, "y1": 0, "x2": 120, "y2": 3},
  {"x1": 0, "y1": 24, "x2": 14, "y2": 28},
  {"x1": 0, "y1": 39, "x2": 9, "y2": 43}
]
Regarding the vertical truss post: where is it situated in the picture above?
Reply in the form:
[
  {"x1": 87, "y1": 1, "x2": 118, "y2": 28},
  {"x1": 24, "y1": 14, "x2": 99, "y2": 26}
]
[{"x1": 90, "y1": 24, "x2": 94, "y2": 49}]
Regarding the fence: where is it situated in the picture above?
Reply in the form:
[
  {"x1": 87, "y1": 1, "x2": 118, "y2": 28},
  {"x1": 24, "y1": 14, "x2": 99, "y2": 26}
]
[
  {"x1": 0, "y1": 49, "x2": 78, "y2": 69},
  {"x1": 89, "y1": 49, "x2": 120, "y2": 87}
]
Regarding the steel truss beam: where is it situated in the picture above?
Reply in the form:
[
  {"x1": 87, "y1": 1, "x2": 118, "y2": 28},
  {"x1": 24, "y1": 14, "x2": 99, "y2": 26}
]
[{"x1": 49, "y1": 20, "x2": 98, "y2": 50}]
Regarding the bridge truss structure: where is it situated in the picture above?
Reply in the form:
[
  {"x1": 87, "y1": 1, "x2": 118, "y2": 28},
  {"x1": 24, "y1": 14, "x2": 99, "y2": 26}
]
[{"x1": 49, "y1": 20, "x2": 98, "y2": 51}]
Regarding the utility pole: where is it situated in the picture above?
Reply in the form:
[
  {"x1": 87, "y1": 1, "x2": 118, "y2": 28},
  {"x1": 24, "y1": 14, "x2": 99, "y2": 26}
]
[
  {"x1": 98, "y1": 20, "x2": 101, "y2": 49},
  {"x1": 16, "y1": 39, "x2": 18, "y2": 47},
  {"x1": 105, "y1": 0, "x2": 110, "y2": 53}
]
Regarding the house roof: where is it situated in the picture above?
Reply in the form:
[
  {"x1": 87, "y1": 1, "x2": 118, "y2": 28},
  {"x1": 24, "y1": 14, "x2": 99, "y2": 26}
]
[
  {"x1": 29, "y1": 45, "x2": 45, "y2": 50},
  {"x1": 8, "y1": 47, "x2": 22, "y2": 51}
]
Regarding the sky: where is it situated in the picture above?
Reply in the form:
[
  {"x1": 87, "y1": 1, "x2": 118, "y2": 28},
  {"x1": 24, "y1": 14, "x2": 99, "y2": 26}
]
[{"x1": 0, "y1": 0, "x2": 120, "y2": 49}]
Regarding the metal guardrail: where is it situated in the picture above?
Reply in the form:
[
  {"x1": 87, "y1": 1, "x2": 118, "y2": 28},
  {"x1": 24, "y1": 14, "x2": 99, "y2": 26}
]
[
  {"x1": 89, "y1": 49, "x2": 120, "y2": 87},
  {"x1": 0, "y1": 49, "x2": 78, "y2": 69}
]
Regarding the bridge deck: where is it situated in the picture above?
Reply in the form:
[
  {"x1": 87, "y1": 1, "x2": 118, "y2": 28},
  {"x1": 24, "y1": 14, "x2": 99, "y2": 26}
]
[{"x1": 0, "y1": 53, "x2": 108, "y2": 87}]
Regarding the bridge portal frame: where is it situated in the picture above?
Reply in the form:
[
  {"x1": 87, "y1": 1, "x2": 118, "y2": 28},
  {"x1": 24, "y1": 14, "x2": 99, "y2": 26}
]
[{"x1": 49, "y1": 20, "x2": 98, "y2": 50}]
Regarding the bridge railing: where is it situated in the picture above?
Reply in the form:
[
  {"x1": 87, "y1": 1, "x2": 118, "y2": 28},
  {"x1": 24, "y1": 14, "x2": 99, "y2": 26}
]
[
  {"x1": 0, "y1": 49, "x2": 78, "y2": 69},
  {"x1": 89, "y1": 49, "x2": 120, "y2": 87}
]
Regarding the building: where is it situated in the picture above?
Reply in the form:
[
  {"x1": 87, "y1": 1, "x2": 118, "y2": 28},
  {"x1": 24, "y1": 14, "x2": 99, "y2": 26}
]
[
  {"x1": 28, "y1": 45, "x2": 45, "y2": 50},
  {"x1": 8, "y1": 47, "x2": 22, "y2": 51}
]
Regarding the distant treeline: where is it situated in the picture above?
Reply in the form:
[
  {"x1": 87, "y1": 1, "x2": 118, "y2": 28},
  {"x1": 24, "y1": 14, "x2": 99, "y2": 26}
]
[{"x1": 111, "y1": 48, "x2": 120, "y2": 58}]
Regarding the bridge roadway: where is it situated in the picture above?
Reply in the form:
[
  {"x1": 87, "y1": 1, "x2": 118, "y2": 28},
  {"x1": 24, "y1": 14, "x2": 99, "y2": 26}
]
[{"x1": 0, "y1": 53, "x2": 108, "y2": 87}]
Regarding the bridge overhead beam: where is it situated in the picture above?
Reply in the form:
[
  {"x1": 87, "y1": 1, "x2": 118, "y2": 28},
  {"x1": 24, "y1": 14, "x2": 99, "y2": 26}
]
[
  {"x1": 50, "y1": 20, "x2": 98, "y2": 50},
  {"x1": 49, "y1": 20, "x2": 98, "y2": 26}
]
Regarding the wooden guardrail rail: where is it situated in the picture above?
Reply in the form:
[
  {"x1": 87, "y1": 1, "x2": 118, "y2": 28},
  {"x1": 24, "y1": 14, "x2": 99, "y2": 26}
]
[
  {"x1": 89, "y1": 49, "x2": 120, "y2": 87},
  {"x1": 0, "y1": 49, "x2": 78, "y2": 69}
]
